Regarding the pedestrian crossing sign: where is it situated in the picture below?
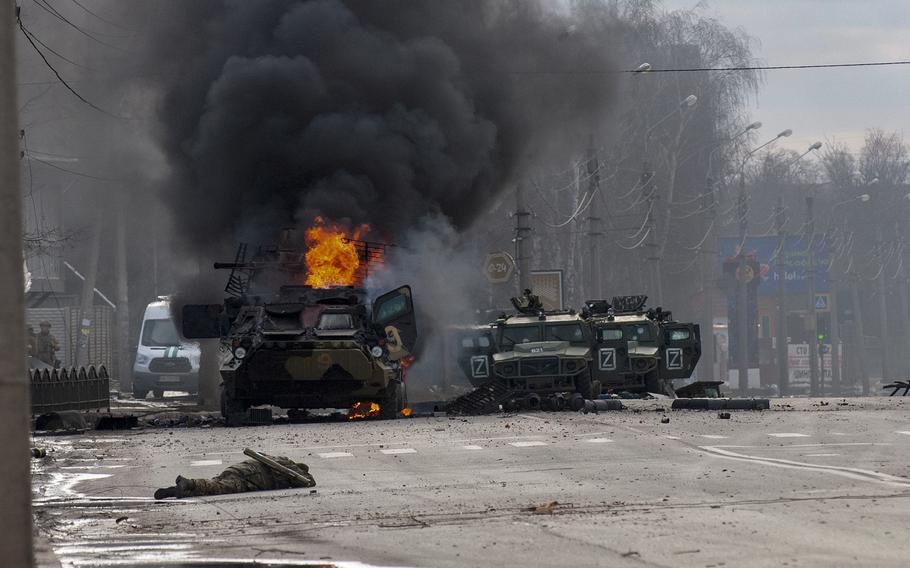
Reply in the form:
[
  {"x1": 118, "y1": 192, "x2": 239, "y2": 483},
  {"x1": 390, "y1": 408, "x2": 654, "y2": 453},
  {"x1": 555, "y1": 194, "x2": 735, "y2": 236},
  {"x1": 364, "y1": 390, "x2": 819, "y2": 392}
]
[{"x1": 814, "y1": 293, "x2": 830, "y2": 312}]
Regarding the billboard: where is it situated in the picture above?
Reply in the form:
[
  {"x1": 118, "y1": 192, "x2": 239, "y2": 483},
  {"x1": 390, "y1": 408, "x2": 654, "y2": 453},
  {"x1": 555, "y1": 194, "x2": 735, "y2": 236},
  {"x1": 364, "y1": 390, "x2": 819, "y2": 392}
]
[
  {"x1": 530, "y1": 270, "x2": 564, "y2": 310},
  {"x1": 719, "y1": 236, "x2": 830, "y2": 296}
]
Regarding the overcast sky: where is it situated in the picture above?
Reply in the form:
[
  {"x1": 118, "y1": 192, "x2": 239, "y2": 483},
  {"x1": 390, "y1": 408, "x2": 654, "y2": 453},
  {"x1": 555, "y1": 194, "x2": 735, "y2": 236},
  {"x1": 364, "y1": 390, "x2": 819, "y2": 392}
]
[{"x1": 661, "y1": 0, "x2": 910, "y2": 155}]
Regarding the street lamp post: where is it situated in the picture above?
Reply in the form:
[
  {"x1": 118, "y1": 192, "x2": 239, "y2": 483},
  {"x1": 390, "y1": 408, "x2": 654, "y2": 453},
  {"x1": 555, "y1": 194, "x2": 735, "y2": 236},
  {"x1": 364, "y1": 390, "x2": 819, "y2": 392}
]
[
  {"x1": 735, "y1": 129, "x2": 792, "y2": 394},
  {"x1": 642, "y1": 94, "x2": 698, "y2": 305},
  {"x1": 827, "y1": 193, "x2": 871, "y2": 394},
  {"x1": 793, "y1": 142, "x2": 824, "y2": 396}
]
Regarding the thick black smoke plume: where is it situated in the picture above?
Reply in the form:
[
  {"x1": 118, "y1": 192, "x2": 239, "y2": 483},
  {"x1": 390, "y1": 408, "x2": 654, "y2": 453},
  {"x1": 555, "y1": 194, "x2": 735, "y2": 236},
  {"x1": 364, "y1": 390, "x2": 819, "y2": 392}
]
[{"x1": 142, "y1": 0, "x2": 623, "y2": 249}]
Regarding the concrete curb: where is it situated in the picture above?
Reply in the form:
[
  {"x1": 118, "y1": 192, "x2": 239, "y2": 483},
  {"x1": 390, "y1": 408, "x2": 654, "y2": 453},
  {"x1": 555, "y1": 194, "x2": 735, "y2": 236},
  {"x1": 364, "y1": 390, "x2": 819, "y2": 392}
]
[{"x1": 671, "y1": 398, "x2": 771, "y2": 410}]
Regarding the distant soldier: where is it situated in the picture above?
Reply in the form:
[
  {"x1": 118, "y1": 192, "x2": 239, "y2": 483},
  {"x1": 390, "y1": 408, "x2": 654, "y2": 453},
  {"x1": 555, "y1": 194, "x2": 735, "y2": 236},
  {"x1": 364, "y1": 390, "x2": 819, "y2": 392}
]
[
  {"x1": 26, "y1": 325, "x2": 37, "y2": 358},
  {"x1": 511, "y1": 288, "x2": 543, "y2": 314},
  {"x1": 35, "y1": 321, "x2": 59, "y2": 367},
  {"x1": 154, "y1": 453, "x2": 315, "y2": 499}
]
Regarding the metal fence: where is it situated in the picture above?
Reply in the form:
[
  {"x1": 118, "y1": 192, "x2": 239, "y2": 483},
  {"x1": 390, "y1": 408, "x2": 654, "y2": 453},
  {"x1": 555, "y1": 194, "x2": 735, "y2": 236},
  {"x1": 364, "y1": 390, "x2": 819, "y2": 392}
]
[{"x1": 30, "y1": 365, "x2": 110, "y2": 415}]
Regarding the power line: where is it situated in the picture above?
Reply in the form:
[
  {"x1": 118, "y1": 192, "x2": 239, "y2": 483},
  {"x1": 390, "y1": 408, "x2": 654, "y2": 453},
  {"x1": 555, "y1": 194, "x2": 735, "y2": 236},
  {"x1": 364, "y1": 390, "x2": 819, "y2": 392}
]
[
  {"x1": 27, "y1": 154, "x2": 119, "y2": 182},
  {"x1": 68, "y1": 0, "x2": 133, "y2": 32},
  {"x1": 508, "y1": 60, "x2": 910, "y2": 75},
  {"x1": 17, "y1": 13, "x2": 119, "y2": 117},
  {"x1": 31, "y1": 0, "x2": 127, "y2": 48},
  {"x1": 18, "y1": 18, "x2": 93, "y2": 69}
]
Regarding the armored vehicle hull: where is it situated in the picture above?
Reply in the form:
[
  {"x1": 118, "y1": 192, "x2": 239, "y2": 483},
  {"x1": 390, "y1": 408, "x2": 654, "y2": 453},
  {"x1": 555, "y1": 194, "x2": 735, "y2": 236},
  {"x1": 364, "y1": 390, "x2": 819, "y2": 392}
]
[{"x1": 181, "y1": 237, "x2": 417, "y2": 421}]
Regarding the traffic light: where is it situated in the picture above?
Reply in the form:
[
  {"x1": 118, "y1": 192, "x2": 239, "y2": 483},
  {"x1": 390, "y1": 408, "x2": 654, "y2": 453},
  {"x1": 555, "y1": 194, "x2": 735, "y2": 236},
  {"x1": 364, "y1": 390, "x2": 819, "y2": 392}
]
[{"x1": 816, "y1": 312, "x2": 831, "y2": 344}]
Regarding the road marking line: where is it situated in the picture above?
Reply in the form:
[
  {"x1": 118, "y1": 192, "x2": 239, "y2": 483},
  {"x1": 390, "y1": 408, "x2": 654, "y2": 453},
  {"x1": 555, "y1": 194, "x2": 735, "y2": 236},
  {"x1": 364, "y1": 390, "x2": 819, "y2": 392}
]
[
  {"x1": 509, "y1": 441, "x2": 547, "y2": 448},
  {"x1": 895, "y1": 431, "x2": 910, "y2": 436},
  {"x1": 380, "y1": 448, "x2": 417, "y2": 455},
  {"x1": 713, "y1": 442, "x2": 890, "y2": 449},
  {"x1": 585, "y1": 438, "x2": 613, "y2": 444},
  {"x1": 699, "y1": 445, "x2": 910, "y2": 488},
  {"x1": 768, "y1": 433, "x2": 811, "y2": 438},
  {"x1": 189, "y1": 460, "x2": 222, "y2": 467},
  {"x1": 318, "y1": 452, "x2": 354, "y2": 459},
  {"x1": 700, "y1": 435, "x2": 729, "y2": 439},
  {"x1": 462, "y1": 445, "x2": 483, "y2": 450},
  {"x1": 806, "y1": 453, "x2": 841, "y2": 457},
  {"x1": 452, "y1": 435, "x2": 543, "y2": 443},
  {"x1": 831, "y1": 432, "x2": 847, "y2": 436},
  {"x1": 664, "y1": 435, "x2": 681, "y2": 440}
]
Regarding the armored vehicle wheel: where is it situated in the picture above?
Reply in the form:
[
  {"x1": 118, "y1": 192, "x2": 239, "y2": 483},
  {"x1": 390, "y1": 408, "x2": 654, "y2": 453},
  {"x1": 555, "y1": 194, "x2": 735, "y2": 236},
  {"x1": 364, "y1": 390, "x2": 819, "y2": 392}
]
[
  {"x1": 220, "y1": 386, "x2": 248, "y2": 419},
  {"x1": 132, "y1": 386, "x2": 148, "y2": 399},
  {"x1": 380, "y1": 380, "x2": 406, "y2": 420},
  {"x1": 153, "y1": 389, "x2": 165, "y2": 399},
  {"x1": 575, "y1": 373, "x2": 594, "y2": 400}
]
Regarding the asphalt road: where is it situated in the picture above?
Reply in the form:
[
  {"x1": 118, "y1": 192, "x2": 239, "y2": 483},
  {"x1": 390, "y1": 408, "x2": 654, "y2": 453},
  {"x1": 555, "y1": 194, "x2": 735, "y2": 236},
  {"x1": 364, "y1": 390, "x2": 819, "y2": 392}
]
[{"x1": 31, "y1": 398, "x2": 910, "y2": 567}]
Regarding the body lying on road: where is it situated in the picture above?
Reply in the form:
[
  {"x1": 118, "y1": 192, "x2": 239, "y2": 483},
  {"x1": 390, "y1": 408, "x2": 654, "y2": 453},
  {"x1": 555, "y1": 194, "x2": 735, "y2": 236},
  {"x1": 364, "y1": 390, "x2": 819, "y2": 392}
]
[{"x1": 154, "y1": 453, "x2": 315, "y2": 499}]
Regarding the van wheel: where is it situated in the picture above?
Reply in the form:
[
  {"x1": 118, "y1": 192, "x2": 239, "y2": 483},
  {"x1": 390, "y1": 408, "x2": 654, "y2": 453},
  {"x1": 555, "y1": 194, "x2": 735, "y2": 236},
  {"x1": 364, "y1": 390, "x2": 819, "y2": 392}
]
[
  {"x1": 133, "y1": 386, "x2": 148, "y2": 399},
  {"x1": 153, "y1": 389, "x2": 165, "y2": 399},
  {"x1": 380, "y1": 380, "x2": 405, "y2": 420}
]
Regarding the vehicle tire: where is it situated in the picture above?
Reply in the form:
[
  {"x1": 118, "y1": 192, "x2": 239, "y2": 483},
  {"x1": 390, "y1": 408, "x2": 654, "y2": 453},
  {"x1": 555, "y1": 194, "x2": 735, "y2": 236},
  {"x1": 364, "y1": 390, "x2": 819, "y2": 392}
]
[
  {"x1": 132, "y1": 386, "x2": 148, "y2": 399},
  {"x1": 220, "y1": 385, "x2": 247, "y2": 421},
  {"x1": 575, "y1": 372, "x2": 594, "y2": 400},
  {"x1": 380, "y1": 380, "x2": 405, "y2": 420},
  {"x1": 153, "y1": 389, "x2": 165, "y2": 399},
  {"x1": 644, "y1": 371, "x2": 661, "y2": 394}
]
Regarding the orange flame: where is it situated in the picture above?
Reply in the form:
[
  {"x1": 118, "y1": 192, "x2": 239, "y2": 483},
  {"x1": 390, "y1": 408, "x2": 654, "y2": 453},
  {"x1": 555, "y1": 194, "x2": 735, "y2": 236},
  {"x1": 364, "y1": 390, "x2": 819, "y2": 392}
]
[
  {"x1": 399, "y1": 355, "x2": 417, "y2": 380},
  {"x1": 348, "y1": 401, "x2": 380, "y2": 420},
  {"x1": 401, "y1": 408, "x2": 413, "y2": 417},
  {"x1": 304, "y1": 217, "x2": 369, "y2": 288}
]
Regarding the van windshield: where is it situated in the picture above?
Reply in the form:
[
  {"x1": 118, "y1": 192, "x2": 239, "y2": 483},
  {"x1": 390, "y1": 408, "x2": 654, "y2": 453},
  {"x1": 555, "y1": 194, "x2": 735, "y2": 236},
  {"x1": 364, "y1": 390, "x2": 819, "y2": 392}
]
[{"x1": 141, "y1": 319, "x2": 182, "y2": 347}]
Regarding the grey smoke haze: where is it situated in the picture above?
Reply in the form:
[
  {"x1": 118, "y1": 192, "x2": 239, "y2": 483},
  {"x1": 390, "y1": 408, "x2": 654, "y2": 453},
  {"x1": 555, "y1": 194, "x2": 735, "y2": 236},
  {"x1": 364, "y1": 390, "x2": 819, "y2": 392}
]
[{"x1": 142, "y1": 0, "x2": 623, "y2": 251}]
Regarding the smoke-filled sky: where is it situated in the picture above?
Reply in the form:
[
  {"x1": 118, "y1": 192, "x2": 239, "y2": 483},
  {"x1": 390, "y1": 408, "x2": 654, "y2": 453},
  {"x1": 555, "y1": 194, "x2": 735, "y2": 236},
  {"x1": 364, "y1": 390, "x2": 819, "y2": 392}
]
[{"x1": 143, "y1": 0, "x2": 625, "y2": 252}]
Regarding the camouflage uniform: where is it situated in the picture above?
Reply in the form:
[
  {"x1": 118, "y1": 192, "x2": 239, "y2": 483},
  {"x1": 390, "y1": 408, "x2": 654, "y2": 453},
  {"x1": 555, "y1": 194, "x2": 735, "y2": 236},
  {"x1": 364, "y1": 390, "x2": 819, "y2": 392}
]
[
  {"x1": 26, "y1": 326, "x2": 37, "y2": 358},
  {"x1": 155, "y1": 456, "x2": 315, "y2": 499},
  {"x1": 36, "y1": 322, "x2": 59, "y2": 366}
]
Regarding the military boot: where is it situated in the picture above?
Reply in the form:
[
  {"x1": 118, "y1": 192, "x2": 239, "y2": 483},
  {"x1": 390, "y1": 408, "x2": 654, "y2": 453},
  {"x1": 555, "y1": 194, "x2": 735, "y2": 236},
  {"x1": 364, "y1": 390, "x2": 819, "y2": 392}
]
[{"x1": 154, "y1": 486, "x2": 177, "y2": 500}]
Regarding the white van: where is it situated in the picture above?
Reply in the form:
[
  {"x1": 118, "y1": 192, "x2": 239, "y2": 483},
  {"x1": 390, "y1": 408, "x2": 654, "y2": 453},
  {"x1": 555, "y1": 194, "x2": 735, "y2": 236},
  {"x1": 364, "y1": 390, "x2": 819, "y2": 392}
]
[{"x1": 133, "y1": 297, "x2": 200, "y2": 398}]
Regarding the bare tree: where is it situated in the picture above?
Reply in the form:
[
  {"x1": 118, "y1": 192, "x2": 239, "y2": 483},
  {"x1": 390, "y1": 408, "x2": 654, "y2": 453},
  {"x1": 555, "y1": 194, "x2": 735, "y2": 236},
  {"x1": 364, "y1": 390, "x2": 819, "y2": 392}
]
[{"x1": 859, "y1": 129, "x2": 909, "y2": 187}]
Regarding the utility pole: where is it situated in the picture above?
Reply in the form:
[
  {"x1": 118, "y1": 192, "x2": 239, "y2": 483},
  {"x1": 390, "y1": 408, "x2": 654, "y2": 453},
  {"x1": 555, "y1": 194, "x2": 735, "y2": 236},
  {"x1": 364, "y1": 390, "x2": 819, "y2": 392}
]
[
  {"x1": 76, "y1": 205, "x2": 104, "y2": 367},
  {"x1": 587, "y1": 215, "x2": 602, "y2": 298},
  {"x1": 0, "y1": 2, "x2": 34, "y2": 565},
  {"x1": 849, "y1": 259, "x2": 869, "y2": 395},
  {"x1": 775, "y1": 196, "x2": 788, "y2": 395},
  {"x1": 828, "y1": 229, "x2": 843, "y2": 395},
  {"x1": 641, "y1": 164, "x2": 661, "y2": 304},
  {"x1": 699, "y1": 177, "x2": 717, "y2": 381},
  {"x1": 585, "y1": 144, "x2": 602, "y2": 299},
  {"x1": 806, "y1": 196, "x2": 820, "y2": 397},
  {"x1": 514, "y1": 182, "x2": 531, "y2": 294},
  {"x1": 877, "y1": 225, "x2": 890, "y2": 384},
  {"x1": 115, "y1": 194, "x2": 132, "y2": 394},
  {"x1": 736, "y1": 181, "x2": 749, "y2": 395}
]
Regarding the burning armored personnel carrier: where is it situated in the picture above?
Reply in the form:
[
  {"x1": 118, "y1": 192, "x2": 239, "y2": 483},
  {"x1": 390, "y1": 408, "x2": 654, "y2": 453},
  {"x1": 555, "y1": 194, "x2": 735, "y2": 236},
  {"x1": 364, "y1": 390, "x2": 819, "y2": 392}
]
[
  {"x1": 455, "y1": 293, "x2": 700, "y2": 407},
  {"x1": 181, "y1": 226, "x2": 416, "y2": 421}
]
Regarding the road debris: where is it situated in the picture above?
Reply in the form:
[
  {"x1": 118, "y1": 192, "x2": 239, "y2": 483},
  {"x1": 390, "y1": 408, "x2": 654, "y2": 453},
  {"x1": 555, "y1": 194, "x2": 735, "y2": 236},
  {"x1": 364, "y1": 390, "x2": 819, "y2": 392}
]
[{"x1": 529, "y1": 501, "x2": 559, "y2": 515}]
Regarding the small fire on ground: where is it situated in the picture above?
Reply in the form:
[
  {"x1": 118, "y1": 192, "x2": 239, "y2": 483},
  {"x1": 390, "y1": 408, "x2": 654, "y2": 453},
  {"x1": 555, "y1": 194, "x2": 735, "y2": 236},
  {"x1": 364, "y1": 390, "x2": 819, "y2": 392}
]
[
  {"x1": 304, "y1": 217, "x2": 370, "y2": 288},
  {"x1": 348, "y1": 401, "x2": 380, "y2": 420}
]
